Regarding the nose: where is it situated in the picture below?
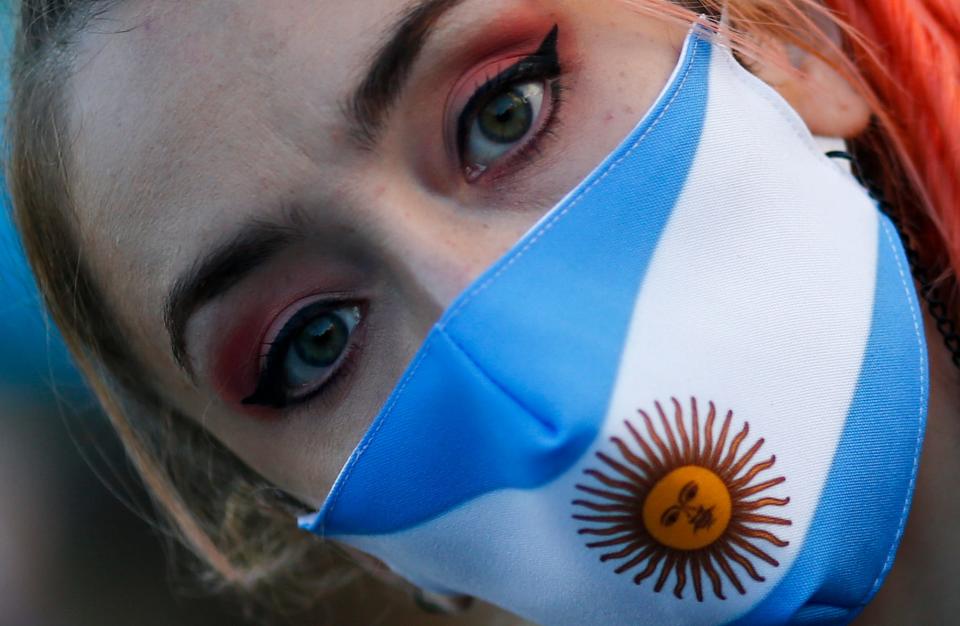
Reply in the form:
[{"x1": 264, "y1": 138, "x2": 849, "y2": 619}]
[{"x1": 367, "y1": 181, "x2": 542, "y2": 316}]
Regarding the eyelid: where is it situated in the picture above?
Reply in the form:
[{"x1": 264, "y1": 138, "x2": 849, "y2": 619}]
[
  {"x1": 444, "y1": 26, "x2": 559, "y2": 167},
  {"x1": 447, "y1": 25, "x2": 563, "y2": 181},
  {"x1": 256, "y1": 294, "x2": 334, "y2": 366},
  {"x1": 239, "y1": 293, "x2": 365, "y2": 410},
  {"x1": 443, "y1": 53, "x2": 535, "y2": 165},
  {"x1": 455, "y1": 59, "x2": 556, "y2": 166}
]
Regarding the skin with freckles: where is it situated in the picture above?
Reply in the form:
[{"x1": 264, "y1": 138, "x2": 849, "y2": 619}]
[{"x1": 61, "y1": 0, "x2": 959, "y2": 623}]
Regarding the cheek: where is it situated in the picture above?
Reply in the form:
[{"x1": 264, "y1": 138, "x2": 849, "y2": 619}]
[{"x1": 558, "y1": 39, "x2": 683, "y2": 183}]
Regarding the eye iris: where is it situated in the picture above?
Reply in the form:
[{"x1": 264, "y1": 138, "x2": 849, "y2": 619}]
[
  {"x1": 478, "y1": 87, "x2": 533, "y2": 144},
  {"x1": 293, "y1": 314, "x2": 348, "y2": 367}
]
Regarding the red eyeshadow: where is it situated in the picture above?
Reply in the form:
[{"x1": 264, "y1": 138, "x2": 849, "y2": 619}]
[{"x1": 212, "y1": 305, "x2": 270, "y2": 406}]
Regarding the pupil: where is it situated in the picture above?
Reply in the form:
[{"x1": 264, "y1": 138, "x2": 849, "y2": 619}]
[
  {"x1": 294, "y1": 314, "x2": 347, "y2": 367},
  {"x1": 479, "y1": 88, "x2": 532, "y2": 144}
]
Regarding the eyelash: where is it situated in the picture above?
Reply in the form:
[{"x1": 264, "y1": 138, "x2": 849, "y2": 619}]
[
  {"x1": 241, "y1": 300, "x2": 364, "y2": 409},
  {"x1": 455, "y1": 24, "x2": 566, "y2": 181}
]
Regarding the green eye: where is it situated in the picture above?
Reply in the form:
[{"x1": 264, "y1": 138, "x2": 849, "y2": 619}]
[
  {"x1": 293, "y1": 314, "x2": 349, "y2": 369},
  {"x1": 477, "y1": 87, "x2": 535, "y2": 144},
  {"x1": 464, "y1": 81, "x2": 545, "y2": 175},
  {"x1": 242, "y1": 303, "x2": 362, "y2": 409},
  {"x1": 283, "y1": 305, "x2": 360, "y2": 389}
]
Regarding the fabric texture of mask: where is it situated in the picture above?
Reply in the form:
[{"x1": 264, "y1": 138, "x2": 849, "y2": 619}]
[{"x1": 300, "y1": 24, "x2": 928, "y2": 626}]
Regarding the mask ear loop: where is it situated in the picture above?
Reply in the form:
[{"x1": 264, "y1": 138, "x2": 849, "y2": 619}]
[{"x1": 827, "y1": 150, "x2": 960, "y2": 369}]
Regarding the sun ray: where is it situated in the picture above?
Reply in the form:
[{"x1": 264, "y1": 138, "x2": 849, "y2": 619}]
[
  {"x1": 575, "y1": 398, "x2": 791, "y2": 601},
  {"x1": 722, "y1": 544, "x2": 765, "y2": 582},
  {"x1": 573, "y1": 514, "x2": 638, "y2": 524},
  {"x1": 572, "y1": 501, "x2": 636, "y2": 513},
  {"x1": 725, "y1": 438, "x2": 764, "y2": 481},
  {"x1": 632, "y1": 549, "x2": 665, "y2": 583},
  {"x1": 639, "y1": 409, "x2": 672, "y2": 468},
  {"x1": 718, "y1": 422, "x2": 749, "y2": 475},
  {"x1": 673, "y1": 553, "x2": 689, "y2": 598},
  {"x1": 626, "y1": 420, "x2": 665, "y2": 474},
  {"x1": 578, "y1": 524, "x2": 635, "y2": 537},
  {"x1": 736, "y1": 496, "x2": 791, "y2": 511},
  {"x1": 602, "y1": 540, "x2": 650, "y2": 562},
  {"x1": 673, "y1": 397, "x2": 692, "y2": 463},
  {"x1": 709, "y1": 410, "x2": 733, "y2": 468},
  {"x1": 690, "y1": 397, "x2": 701, "y2": 460},
  {"x1": 654, "y1": 553, "x2": 678, "y2": 592},
  {"x1": 587, "y1": 533, "x2": 641, "y2": 549},
  {"x1": 691, "y1": 557, "x2": 704, "y2": 602},
  {"x1": 574, "y1": 484, "x2": 639, "y2": 505},
  {"x1": 730, "y1": 525, "x2": 789, "y2": 548},
  {"x1": 611, "y1": 436, "x2": 655, "y2": 478},
  {"x1": 703, "y1": 401, "x2": 717, "y2": 460},
  {"x1": 656, "y1": 401, "x2": 683, "y2": 467},
  {"x1": 701, "y1": 556, "x2": 726, "y2": 600},
  {"x1": 738, "y1": 514, "x2": 792, "y2": 526},
  {"x1": 583, "y1": 468, "x2": 646, "y2": 497},
  {"x1": 712, "y1": 549, "x2": 745, "y2": 595},
  {"x1": 595, "y1": 451, "x2": 648, "y2": 488},
  {"x1": 730, "y1": 456, "x2": 777, "y2": 489},
  {"x1": 616, "y1": 545, "x2": 658, "y2": 575},
  {"x1": 734, "y1": 476, "x2": 786, "y2": 498},
  {"x1": 729, "y1": 535, "x2": 781, "y2": 567},
  {"x1": 654, "y1": 402, "x2": 683, "y2": 465}
]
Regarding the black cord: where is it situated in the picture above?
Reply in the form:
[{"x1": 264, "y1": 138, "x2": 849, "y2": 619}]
[{"x1": 827, "y1": 150, "x2": 960, "y2": 368}]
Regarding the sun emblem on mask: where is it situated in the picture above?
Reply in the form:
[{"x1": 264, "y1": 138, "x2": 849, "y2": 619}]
[{"x1": 573, "y1": 397, "x2": 791, "y2": 601}]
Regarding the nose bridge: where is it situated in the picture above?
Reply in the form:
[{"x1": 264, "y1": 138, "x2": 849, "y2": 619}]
[{"x1": 367, "y1": 182, "x2": 530, "y2": 313}]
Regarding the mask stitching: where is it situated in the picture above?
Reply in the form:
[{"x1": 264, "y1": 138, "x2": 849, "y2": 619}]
[
  {"x1": 721, "y1": 41, "x2": 819, "y2": 156},
  {"x1": 318, "y1": 334, "x2": 439, "y2": 535},
  {"x1": 862, "y1": 217, "x2": 928, "y2": 604},
  {"x1": 440, "y1": 36, "x2": 704, "y2": 327},
  {"x1": 440, "y1": 327, "x2": 558, "y2": 433},
  {"x1": 319, "y1": 35, "x2": 705, "y2": 533}
]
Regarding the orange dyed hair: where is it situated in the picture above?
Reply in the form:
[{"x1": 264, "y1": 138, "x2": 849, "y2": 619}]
[{"x1": 830, "y1": 0, "x2": 960, "y2": 284}]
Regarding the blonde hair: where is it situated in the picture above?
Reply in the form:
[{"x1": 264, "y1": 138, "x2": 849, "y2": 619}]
[{"x1": 6, "y1": 0, "x2": 958, "y2": 613}]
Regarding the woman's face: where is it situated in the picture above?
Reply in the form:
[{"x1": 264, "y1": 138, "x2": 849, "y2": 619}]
[
  {"x1": 67, "y1": 0, "x2": 690, "y2": 505},
  {"x1": 67, "y1": 0, "x2": 868, "y2": 514}
]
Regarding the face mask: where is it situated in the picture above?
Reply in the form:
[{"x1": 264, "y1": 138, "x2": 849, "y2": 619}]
[{"x1": 300, "y1": 23, "x2": 928, "y2": 626}]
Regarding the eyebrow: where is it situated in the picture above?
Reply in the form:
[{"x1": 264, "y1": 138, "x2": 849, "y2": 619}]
[
  {"x1": 165, "y1": 209, "x2": 307, "y2": 376},
  {"x1": 347, "y1": 0, "x2": 466, "y2": 147}
]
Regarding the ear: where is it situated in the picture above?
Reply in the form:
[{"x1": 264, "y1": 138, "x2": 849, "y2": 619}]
[{"x1": 744, "y1": 35, "x2": 872, "y2": 138}]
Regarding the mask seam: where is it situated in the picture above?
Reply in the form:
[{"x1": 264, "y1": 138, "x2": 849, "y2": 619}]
[
  {"x1": 720, "y1": 43, "x2": 819, "y2": 156},
  {"x1": 861, "y1": 217, "x2": 927, "y2": 605},
  {"x1": 439, "y1": 36, "x2": 702, "y2": 328},
  {"x1": 318, "y1": 333, "x2": 440, "y2": 534},
  {"x1": 439, "y1": 327, "x2": 558, "y2": 433}
]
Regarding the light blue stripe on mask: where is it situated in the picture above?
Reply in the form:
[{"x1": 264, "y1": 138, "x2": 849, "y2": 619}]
[
  {"x1": 310, "y1": 32, "x2": 712, "y2": 537},
  {"x1": 731, "y1": 215, "x2": 928, "y2": 626}
]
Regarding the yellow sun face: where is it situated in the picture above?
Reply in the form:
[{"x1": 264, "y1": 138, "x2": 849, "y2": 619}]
[
  {"x1": 573, "y1": 397, "x2": 791, "y2": 601},
  {"x1": 643, "y1": 465, "x2": 732, "y2": 551}
]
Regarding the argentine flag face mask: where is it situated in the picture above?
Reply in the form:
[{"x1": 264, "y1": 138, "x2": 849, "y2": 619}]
[{"x1": 300, "y1": 23, "x2": 929, "y2": 626}]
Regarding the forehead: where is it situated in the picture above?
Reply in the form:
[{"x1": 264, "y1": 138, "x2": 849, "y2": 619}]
[
  {"x1": 65, "y1": 0, "x2": 420, "y2": 341},
  {"x1": 69, "y1": 0, "x2": 399, "y2": 223}
]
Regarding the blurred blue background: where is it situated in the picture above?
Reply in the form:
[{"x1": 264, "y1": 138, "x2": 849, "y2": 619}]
[{"x1": 0, "y1": 10, "x2": 256, "y2": 626}]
